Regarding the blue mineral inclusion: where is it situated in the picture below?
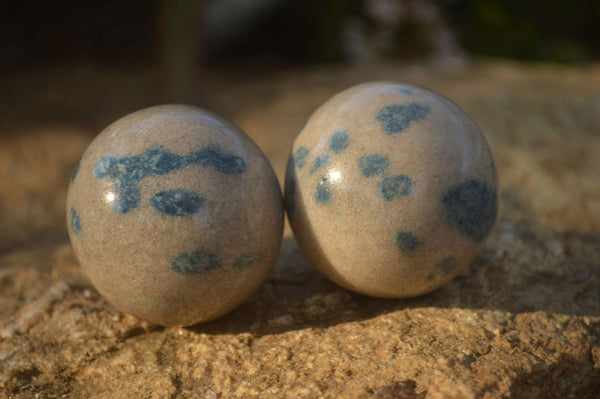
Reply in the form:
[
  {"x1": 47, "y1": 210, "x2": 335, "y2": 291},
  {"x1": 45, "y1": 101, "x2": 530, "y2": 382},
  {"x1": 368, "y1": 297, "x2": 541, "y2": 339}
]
[
  {"x1": 150, "y1": 188, "x2": 205, "y2": 216},
  {"x1": 234, "y1": 253, "x2": 261, "y2": 269},
  {"x1": 379, "y1": 175, "x2": 412, "y2": 200},
  {"x1": 293, "y1": 147, "x2": 309, "y2": 170},
  {"x1": 358, "y1": 155, "x2": 389, "y2": 177},
  {"x1": 377, "y1": 103, "x2": 431, "y2": 135},
  {"x1": 315, "y1": 177, "x2": 332, "y2": 204},
  {"x1": 171, "y1": 250, "x2": 221, "y2": 273},
  {"x1": 398, "y1": 87, "x2": 413, "y2": 95},
  {"x1": 71, "y1": 158, "x2": 81, "y2": 182},
  {"x1": 329, "y1": 130, "x2": 349, "y2": 154},
  {"x1": 70, "y1": 207, "x2": 81, "y2": 236},
  {"x1": 442, "y1": 180, "x2": 497, "y2": 243},
  {"x1": 426, "y1": 257, "x2": 458, "y2": 281},
  {"x1": 396, "y1": 231, "x2": 419, "y2": 253},
  {"x1": 311, "y1": 155, "x2": 329, "y2": 174},
  {"x1": 436, "y1": 257, "x2": 458, "y2": 275},
  {"x1": 94, "y1": 145, "x2": 246, "y2": 213}
]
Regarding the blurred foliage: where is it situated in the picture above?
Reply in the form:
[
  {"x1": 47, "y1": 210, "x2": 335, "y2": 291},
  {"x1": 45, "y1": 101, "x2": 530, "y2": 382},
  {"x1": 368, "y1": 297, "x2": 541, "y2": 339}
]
[
  {"x1": 446, "y1": 0, "x2": 600, "y2": 63},
  {"x1": 0, "y1": 0, "x2": 159, "y2": 69},
  {"x1": 0, "y1": 0, "x2": 598, "y2": 71}
]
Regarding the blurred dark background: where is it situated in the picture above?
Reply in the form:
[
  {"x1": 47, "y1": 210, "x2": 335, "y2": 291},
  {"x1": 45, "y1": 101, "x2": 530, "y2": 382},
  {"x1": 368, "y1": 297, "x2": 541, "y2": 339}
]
[
  {"x1": 1, "y1": 0, "x2": 598, "y2": 101},
  {"x1": 2, "y1": 0, "x2": 599, "y2": 67}
]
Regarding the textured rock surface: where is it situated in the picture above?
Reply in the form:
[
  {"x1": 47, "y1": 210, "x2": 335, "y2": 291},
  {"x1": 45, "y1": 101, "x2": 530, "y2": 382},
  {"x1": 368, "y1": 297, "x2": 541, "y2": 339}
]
[{"x1": 1, "y1": 61, "x2": 599, "y2": 398}]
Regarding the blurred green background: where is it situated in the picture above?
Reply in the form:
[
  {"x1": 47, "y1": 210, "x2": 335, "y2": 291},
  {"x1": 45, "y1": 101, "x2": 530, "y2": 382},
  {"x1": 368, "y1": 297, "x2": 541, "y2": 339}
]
[{"x1": 1, "y1": 0, "x2": 598, "y2": 102}]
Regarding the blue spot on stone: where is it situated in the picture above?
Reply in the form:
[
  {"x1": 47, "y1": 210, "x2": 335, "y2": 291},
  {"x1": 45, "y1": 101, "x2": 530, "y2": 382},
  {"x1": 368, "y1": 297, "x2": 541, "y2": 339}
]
[
  {"x1": 70, "y1": 207, "x2": 81, "y2": 236},
  {"x1": 399, "y1": 87, "x2": 413, "y2": 95},
  {"x1": 315, "y1": 177, "x2": 332, "y2": 204},
  {"x1": 436, "y1": 257, "x2": 458, "y2": 275},
  {"x1": 379, "y1": 175, "x2": 412, "y2": 200},
  {"x1": 94, "y1": 145, "x2": 246, "y2": 214},
  {"x1": 150, "y1": 189, "x2": 205, "y2": 216},
  {"x1": 329, "y1": 130, "x2": 349, "y2": 154},
  {"x1": 184, "y1": 147, "x2": 247, "y2": 175},
  {"x1": 114, "y1": 184, "x2": 142, "y2": 214},
  {"x1": 377, "y1": 103, "x2": 431, "y2": 135},
  {"x1": 71, "y1": 158, "x2": 81, "y2": 182},
  {"x1": 171, "y1": 250, "x2": 221, "y2": 274},
  {"x1": 146, "y1": 146, "x2": 185, "y2": 174},
  {"x1": 234, "y1": 253, "x2": 261, "y2": 269},
  {"x1": 426, "y1": 257, "x2": 459, "y2": 282},
  {"x1": 94, "y1": 156, "x2": 120, "y2": 178},
  {"x1": 442, "y1": 180, "x2": 497, "y2": 243},
  {"x1": 284, "y1": 159, "x2": 297, "y2": 213},
  {"x1": 358, "y1": 155, "x2": 389, "y2": 177},
  {"x1": 311, "y1": 155, "x2": 329, "y2": 174},
  {"x1": 396, "y1": 231, "x2": 419, "y2": 253},
  {"x1": 293, "y1": 147, "x2": 309, "y2": 170}
]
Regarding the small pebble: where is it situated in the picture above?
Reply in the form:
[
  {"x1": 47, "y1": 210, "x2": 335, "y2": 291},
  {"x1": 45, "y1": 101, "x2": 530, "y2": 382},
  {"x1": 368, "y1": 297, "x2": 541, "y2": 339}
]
[
  {"x1": 285, "y1": 82, "x2": 498, "y2": 298},
  {"x1": 67, "y1": 105, "x2": 283, "y2": 326}
]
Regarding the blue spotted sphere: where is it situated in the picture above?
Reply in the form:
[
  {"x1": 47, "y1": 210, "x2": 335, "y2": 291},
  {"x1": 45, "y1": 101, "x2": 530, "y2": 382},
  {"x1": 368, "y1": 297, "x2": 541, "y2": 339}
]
[
  {"x1": 67, "y1": 105, "x2": 283, "y2": 326},
  {"x1": 285, "y1": 82, "x2": 498, "y2": 298}
]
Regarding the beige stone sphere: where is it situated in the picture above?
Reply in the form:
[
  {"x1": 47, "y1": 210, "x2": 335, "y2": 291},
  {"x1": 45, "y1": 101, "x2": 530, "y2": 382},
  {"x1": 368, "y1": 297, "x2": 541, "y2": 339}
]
[
  {"x1": 67, "y1": 105, "x2": 283, "y2": 326},
  {"x1": 285, "y1": 82, "x2": 498, "y2": 298}
]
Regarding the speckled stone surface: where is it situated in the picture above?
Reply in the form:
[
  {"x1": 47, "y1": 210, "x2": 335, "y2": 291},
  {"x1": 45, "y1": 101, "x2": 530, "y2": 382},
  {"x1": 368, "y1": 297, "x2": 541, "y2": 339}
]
[
  {"x1": 66, "y1": 105, "x2": 284, "y2": 326},
  {"x1": 285, "y1": 82, "x2": 498, "y2": 298}
]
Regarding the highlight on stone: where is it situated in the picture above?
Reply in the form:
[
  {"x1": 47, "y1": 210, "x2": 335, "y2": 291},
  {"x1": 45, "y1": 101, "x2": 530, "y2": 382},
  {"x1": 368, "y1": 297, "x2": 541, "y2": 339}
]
[
  {"x1": 285, "y1": 82, "x2": 498, "y2": 298},
  {"x1": 66, "y1": 105, "x2": 284, "y2": 326}
]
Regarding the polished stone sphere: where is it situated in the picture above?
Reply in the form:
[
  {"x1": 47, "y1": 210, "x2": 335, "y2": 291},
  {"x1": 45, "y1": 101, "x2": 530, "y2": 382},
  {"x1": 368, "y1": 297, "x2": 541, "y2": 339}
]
[
  {"x1": 285, "y1": 82, "x2": 498, "y2": 298},
  {"x1": 67, "y1": 105, "x2": 283, "y2": 326}
]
